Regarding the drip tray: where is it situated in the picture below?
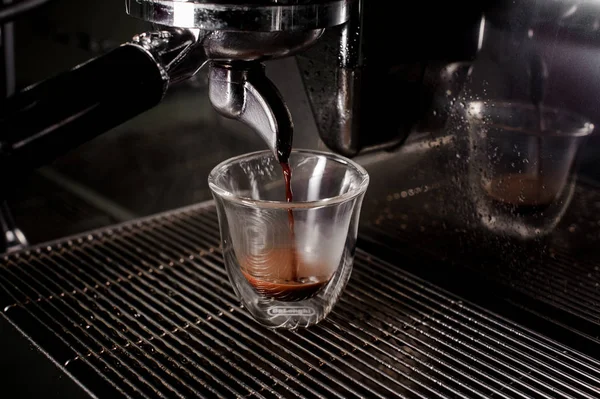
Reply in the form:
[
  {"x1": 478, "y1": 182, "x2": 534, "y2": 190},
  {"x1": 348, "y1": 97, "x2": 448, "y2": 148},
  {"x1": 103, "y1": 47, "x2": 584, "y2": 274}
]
[{"x1": 1, "y1": 204, "x2": 599, "y2": 398}]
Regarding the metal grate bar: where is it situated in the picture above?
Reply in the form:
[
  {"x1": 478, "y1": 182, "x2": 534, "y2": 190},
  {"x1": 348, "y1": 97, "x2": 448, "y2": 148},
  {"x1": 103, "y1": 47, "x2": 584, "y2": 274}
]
[{"x1": 2, "y1": 204, "x2": 600, "y2": 398}]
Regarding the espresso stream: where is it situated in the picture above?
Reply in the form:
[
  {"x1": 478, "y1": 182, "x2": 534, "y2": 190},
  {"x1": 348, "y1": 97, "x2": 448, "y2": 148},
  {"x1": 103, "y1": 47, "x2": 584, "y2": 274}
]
[
  {"x1": 240, "y1": 161, "x2": 330, "y2": 301},
  {"x1": 280, "y1": 161, "x2": 298, "y2": 281}
]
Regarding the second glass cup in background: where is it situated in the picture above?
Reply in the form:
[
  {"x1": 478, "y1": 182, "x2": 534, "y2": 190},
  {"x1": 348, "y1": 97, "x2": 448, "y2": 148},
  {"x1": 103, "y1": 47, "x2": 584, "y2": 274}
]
[
  {"x1": 209, "y1": 150, "x2": 369, "y2": 329},
  {"x1": 466, "y1": 101, "x2": 594, "y2": 239}
]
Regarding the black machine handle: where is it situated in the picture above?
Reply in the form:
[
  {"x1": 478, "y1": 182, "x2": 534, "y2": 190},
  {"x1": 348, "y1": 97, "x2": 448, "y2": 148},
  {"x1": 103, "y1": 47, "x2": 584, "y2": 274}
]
[{"x1": 0, "y1": 43, "x2": 169, "y2": 186}]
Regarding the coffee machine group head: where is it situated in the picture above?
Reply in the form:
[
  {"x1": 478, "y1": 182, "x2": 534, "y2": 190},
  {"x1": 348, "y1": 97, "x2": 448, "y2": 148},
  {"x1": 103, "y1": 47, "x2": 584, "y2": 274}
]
[{"x1": 126, "y1": 0, "x2": 354, "y2": 162}]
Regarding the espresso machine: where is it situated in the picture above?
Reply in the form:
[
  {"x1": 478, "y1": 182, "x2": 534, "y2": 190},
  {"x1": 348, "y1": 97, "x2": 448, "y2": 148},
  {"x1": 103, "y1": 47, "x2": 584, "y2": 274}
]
[{"x1": 2, "y1": 0, "x2": 600, "y2": 398}]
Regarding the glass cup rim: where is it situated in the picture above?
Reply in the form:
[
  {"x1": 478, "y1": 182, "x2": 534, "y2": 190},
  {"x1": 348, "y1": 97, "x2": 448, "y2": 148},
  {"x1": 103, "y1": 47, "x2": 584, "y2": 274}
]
[
  {"x1": 208, "y1": 149, "x2": 370, "y2": 209},
  {"x1": 466, "y1": 100, "x2": 595, "y2": 137}
]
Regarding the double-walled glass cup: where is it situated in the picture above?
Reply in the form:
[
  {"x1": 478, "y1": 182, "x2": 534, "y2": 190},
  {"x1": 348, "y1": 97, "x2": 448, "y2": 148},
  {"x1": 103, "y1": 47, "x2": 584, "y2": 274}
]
[
  {"x1": 209, "y1": 150, "x2": 369, "y2": 329},
  {"x1": 466, "y1": 101, "x2": 594, "y2": 238}
]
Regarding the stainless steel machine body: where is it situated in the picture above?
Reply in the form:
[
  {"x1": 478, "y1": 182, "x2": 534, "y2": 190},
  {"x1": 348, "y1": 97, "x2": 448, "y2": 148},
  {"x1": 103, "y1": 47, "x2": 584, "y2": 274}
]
[{"x1": 2, "y1": 1, "x2": 600, "y2": 398}]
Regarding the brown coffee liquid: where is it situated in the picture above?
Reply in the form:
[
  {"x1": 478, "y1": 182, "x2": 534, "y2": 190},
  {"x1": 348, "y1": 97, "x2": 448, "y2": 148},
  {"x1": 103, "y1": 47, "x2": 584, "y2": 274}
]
[
  {"x1": 240, "y1": 248, "x2": 331, "y2": 301},
  {"x1": 484, "y1": 173, "x2": 556, "y2": 214}
]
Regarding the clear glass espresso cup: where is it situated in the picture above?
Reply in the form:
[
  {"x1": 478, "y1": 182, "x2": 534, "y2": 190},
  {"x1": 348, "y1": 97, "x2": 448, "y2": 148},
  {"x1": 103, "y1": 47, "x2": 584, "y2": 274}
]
[
  {"x1": 208, "y1": 150, "x2": 369, "y2": 329},
  {"x1": 466, "y1": 101, "x2": 594, "y2": 239}
]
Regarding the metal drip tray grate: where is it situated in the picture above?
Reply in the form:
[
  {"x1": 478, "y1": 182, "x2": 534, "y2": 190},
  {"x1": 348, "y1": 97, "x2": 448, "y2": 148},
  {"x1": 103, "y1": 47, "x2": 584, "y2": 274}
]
[
  {"x1": 1, "y1": 204, "x2": 600, "y2": 398},
  {"x1": 360, "y1": 183, "x2": 600, "y2": 352}
]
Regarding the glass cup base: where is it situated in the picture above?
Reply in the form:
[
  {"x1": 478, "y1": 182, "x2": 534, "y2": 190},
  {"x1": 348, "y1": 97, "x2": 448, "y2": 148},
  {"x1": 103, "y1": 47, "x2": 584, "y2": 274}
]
[{"x1": 225, "y1": 248, "x2": 353, "y2": 329}]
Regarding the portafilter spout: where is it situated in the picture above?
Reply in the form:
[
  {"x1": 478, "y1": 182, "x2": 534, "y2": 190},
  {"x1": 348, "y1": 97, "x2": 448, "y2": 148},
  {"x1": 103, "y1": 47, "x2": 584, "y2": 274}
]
[
  {"x1": 199, "y1": 28, "x2": 324, "y2": 162},
  {"x1": 208, "y1": 62, "x2": 293, "y2": 162},
  {"x1": 198, "y1": 29, "x2": 325, "y2": 163}
]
